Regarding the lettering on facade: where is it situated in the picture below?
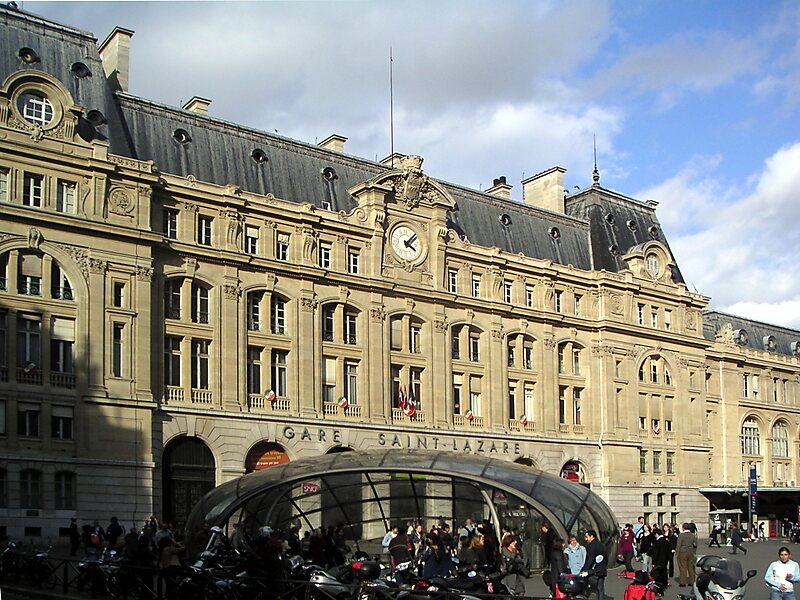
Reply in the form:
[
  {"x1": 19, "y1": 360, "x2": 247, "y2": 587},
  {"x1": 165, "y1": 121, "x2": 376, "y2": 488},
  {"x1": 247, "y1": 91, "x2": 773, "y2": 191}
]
[{"x1": 377, "y1": 433, "x2": 521, "y2": 456}]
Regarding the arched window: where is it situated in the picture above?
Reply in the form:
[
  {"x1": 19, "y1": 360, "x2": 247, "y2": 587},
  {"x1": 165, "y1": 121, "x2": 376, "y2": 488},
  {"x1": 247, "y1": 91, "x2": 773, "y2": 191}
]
[
  {"x1": 772, "y1": 420, "x2": 789, "y2": 458},
  {"x1": 741, "y1": 417, "x2": 761, "y2": 455},
  {"x1": 557, "y1": 342, "x2": 582, "y2": 375}
]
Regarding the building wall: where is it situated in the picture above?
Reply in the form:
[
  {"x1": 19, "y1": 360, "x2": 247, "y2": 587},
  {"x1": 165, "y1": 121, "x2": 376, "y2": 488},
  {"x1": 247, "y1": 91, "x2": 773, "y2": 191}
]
[{"x1": 0, "y1": 38, "x2": 799, "y2": 543}]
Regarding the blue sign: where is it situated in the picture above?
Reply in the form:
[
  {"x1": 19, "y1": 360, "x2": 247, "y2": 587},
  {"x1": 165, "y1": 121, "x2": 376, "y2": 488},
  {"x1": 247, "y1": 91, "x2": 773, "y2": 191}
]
[{"x1": 748, "y1": 466, "x2": 758, "y2": 516}]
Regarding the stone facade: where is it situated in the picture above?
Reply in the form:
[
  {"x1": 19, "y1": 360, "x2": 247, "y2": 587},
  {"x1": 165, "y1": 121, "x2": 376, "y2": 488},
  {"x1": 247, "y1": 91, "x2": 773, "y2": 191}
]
[{"x1": 0, "y1": 5, "x2": 798, "y2": 543}]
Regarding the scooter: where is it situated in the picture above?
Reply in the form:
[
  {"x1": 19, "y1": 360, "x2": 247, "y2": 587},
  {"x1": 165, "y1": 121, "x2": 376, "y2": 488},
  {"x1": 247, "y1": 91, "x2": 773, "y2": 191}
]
[{"x1": 677, "y1": 555, "x2": 757, "y2": 600}]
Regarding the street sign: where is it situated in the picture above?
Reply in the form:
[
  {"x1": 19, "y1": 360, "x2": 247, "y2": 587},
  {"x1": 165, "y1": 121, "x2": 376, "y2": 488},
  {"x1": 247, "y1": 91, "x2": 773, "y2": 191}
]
[{"x1": 748, "y1": 466, "x2": 758, "y2": 527}]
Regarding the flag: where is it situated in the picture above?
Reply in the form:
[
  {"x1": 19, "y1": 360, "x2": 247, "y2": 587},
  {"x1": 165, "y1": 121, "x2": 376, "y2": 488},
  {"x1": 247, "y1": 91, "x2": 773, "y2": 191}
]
[
  {"x1": 397, "y1": 386, "x2": 406, "y2": 410},
  {"x1": 405, "y1": 386, "x2": 417, "y2": 417}
]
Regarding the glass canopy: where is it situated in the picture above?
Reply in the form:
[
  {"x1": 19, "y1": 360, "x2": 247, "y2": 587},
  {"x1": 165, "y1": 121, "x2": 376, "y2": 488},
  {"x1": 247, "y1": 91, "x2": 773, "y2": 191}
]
[{"x1": 184, "y1": 449, "x2": 618, "y2": 566}]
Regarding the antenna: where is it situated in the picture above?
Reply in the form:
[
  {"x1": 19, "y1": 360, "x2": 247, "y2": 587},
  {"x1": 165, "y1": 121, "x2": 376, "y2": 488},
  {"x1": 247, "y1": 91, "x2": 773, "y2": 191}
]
[
  {"x1": 389, "y1": 47, "x2": 394, "y2": 168},
  {"x1": 592, "y1": 134, "x2": 600, "y2": 185}
]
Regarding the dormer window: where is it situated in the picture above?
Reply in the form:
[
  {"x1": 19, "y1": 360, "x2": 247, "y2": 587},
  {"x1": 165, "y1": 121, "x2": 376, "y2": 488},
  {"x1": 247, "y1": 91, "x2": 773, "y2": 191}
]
[
  {"x1": 646, "y1": 253, "x2": 660, "y2": 277},
  {"x1": 19, "y1": 93, "x2": 54, "y2": 127}
]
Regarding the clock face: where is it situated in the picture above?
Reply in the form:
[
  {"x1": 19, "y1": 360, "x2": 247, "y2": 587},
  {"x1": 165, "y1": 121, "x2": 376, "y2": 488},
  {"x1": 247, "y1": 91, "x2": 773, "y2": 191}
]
[{"x1": 390, "y1": 225, "x2": 422, "y2": 261}]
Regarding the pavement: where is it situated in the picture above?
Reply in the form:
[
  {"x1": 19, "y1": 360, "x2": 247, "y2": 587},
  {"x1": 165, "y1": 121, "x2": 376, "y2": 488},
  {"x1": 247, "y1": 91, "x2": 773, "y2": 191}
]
[{"x1": 0, "y1": 538, "x2": 795, "y2": 600}]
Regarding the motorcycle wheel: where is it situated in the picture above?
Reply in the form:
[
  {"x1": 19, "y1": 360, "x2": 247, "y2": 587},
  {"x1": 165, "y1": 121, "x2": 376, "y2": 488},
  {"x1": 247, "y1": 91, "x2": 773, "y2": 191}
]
[{"x1": 41, "y1": 561, "x2": 59, "y2": 589}]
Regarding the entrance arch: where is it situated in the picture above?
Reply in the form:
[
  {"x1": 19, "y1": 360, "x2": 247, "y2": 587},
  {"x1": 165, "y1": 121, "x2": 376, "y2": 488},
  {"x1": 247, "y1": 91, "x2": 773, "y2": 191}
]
[
  {"x1": 162, "y1": 437, "x2": 215, "y2": 527},
  {"x1": 560, "y1": 460, "x2": 588, "y2": 485},
  {"x1": 245, "y1": 442, "x2": 290, "y2": 473}
]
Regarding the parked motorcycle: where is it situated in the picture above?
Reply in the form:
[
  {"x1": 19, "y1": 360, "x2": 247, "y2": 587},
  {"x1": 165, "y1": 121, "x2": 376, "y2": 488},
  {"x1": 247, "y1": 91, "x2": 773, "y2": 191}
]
[{"x1": 678, "y1": 555, "x2": 757, "y2": 600}]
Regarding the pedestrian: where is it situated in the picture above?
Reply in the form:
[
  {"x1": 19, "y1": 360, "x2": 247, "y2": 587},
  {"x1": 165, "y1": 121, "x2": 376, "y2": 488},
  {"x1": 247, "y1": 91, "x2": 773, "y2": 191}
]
[
  {"x1": 458, "y1": 529, "x2": 487, "y2": 568},
  {"x1": 759, "y1": 522, "x2": 766, "y2": 540},
  {"x1": 708, "y1": 524, "x2": 722, "y2": 548},
  {"x1": 729, "y1": 522, "x2": 747, "y2": 555},
  {"x1": 388, "y1": 525, "x2": 412, "y2": 569},
  {"x1": 632, "y1": 516, "x2": 645, "y2": 558},
  {"x1": 564, "y1": 534, "x2": 587, "y2": 575},
  {"x1": 581, "y1": 530, "x2": 608, "y2": 600},
  {"x1": 639, "y1": 524, "x2": 653, "y2": 572},
  {"x1": 68, "y1": 517, "x2": 81, "y2": 556},
  {"x1": 676, "y1": 522, "x2": 697, "y2": 587},
  {"x1": 649, "y1": 527, "x2": 671, "y2": 588},
  {"x1": 618, "y1": 525, "x2": 635, "y2": 573},
  {"x1": 422, "y1": 533, "x2": 454, "y2": 579},
  {"x1": 540, "y1": 521, "x2": 557, "y2": 568},
  {"x1": 765, "y1": 546, "x2": 800, "y2": 600},
  {"x1": 549, "y1": 538, "x2": 567, "y2": 599},
  {"x1": 107, "y1": 516, "x2": 124, "y2": 551},
  {"x1": 501, "y1": 535, "x2": 527, "y2": 597},
  {"x1": 663, "y1": 523, "x2": 677, "y2": 580}
]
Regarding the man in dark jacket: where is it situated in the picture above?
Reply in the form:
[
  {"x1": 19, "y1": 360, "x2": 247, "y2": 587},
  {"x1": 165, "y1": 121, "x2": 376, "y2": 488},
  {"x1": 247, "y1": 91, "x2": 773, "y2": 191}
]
[
  {"x1": 649, "y1": 527, "x2": 671, "y2": 588},
  {"x1": 582, "y1": 530, "x2": 608, "y2": 600}
]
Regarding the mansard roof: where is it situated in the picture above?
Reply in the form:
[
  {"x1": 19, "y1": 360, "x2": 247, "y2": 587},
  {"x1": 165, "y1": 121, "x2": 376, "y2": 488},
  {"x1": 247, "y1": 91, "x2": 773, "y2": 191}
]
[
  {"x1": 0, "y1": 3, "x2": 666, "y2": 277},
  {"x1": 704, "y1": 310, "x2": 800, "y2": 358}
]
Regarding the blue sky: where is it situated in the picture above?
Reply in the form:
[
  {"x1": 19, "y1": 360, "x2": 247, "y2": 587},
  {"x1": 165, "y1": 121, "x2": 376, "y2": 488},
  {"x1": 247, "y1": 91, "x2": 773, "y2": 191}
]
[{"x1": 26, "y1": 0, "x2": 800, "y2": 328}]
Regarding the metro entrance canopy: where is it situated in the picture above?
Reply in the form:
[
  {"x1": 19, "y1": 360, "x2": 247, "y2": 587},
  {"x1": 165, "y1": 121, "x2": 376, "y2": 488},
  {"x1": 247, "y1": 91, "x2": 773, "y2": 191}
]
[{"x1": 185, "y1": 449, "x2": 618, "y2": 564}]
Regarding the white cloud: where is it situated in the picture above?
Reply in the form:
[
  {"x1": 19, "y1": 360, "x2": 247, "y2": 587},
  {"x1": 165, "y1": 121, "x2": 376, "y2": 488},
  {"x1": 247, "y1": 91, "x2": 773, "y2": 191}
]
[{"x1": 639, "y1": 143, "x2": 800, "y2": 329}]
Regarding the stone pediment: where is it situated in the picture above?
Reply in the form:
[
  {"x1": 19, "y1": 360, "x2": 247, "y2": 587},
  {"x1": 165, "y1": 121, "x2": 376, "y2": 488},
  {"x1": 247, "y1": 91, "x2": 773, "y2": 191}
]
[{"x1": 350, "y1": 155, "x2": 455, "y2": 211}]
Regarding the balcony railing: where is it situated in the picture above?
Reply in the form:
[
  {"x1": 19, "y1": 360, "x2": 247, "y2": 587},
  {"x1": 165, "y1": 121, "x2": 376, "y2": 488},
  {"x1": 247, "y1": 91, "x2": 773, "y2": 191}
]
[
  {"x1": 18, "y1": 281, "x2": 41, "y2": 296},
  {"x1": 271, "y1": 324, "x2": 287, "y2": 335},
  {"x1": 558, "y1": 424, "x2": 570, "y2": 433},
  {"x1": 17, "y1": 367, "x2": 43, "y2": 385},
  {"x1": 247, "y1": 319, "x2": 261, "y2": 332},
  {"x1": 52, "y1": 287, "x2": 74, "y2": 301},
  {"x1": 0, "y1": 277, "x2": 7, "y2": 291},
  {"x1": 191, "y1": 389, "x2": 213, "y2": 404},
  {"x1": 165, "y1": 307, "x2": 181, "y2": 319},
  {"x1": 193, "y1": 313, "x2": 209, "y2": 324},
  {"x1": 392, "y1": 408, "x2": 426, "y2": 423},
  {"x1": 453, "y1": 414, "x2": 484, "y2": 428},
  {"x1": 508, "y1": 419, "x2": 536, "y2": 432},
  {"x1": 51, "y1": 372, "x2": 76, "y2": 388},
  {"x1": 322, "y1": 331, "x2": 334, "y2": 342},
  {"x1": 165, "y1": 385, "x2": 184, "y2": 403},
  {"x1": 323, "y1": 402, "x2": 362, "y2": 418}
]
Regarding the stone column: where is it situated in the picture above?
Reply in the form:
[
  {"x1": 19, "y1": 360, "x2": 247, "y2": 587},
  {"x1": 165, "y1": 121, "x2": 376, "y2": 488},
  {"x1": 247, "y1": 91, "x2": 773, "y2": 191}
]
[
  {"x1": 220, "y1": 279, "x2": 241, "y2": 411},
  {"x1": 431, "y1": 312, "x2": 450, "y2": 428},
  {"x1": 134, "y1": 266, "x2": 154, "y2": 401},
  {"x1": 297, "y1": 284, "x2": 318, "y2": 417},
  {"x1": 368, "y1": 303, "x2": 387, "y2": 423},
  {"x1": 87, "y1": 258, "x2": 108, "y2": 396}
]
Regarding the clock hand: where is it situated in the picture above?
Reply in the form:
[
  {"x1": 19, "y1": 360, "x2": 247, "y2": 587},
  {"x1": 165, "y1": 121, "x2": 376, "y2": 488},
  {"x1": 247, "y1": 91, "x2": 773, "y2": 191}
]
[{"x1": 404, "y1": 234, "x2": 418, "y2": 249}]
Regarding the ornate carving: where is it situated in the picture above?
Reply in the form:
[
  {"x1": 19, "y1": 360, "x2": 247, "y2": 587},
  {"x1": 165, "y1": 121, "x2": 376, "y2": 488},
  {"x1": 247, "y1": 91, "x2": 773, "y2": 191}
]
[
  {"x1": 79, "y1": 177, "x2": 91, "y2": 215},
  {"x1": 88, "y1": 258, "x2": 107, "y2": 274},
  {"x1": 381, "y1": 155, "x2": 443, "y2": 211},
  {"x1": 300, "y1": 227, "x2": 317, "y2": 261},
  {"x1": 135, "y1": 266, "x2": 153, "y2": 281},
  {"x1": 543, "y1": 335, "x2": 557, "y2": 349},
  {"x1": 300, "y1": 296, "x2": 318, "y2": 312},
  {"x1": 610, "y1": 294, "x2": 624, "y2": 316},
  {"x1": 489, "y1": 269, "x2": 503, "y2": 300},
  {"x1": 108, "y1": 186, "x2": 136, "y2": 215},
  {"x1": 223, "y1": 284, "x2": 241, "y2": 299},
  {"x1": 491, "y1": 327, "x2": 504, "y2": 340},
  {"x1": 465, "y1": 309, "x2": 475, "y2": 323},
  {"x1": 336, "y1": 235, "x2": 348, "y2": 245},
  {"x1": 716, "y1": 322, "x2": 734, "y2": 344},
  {"x1": 180, "y1": 201, "x2": 198, "y2": 213},
  {"x1": 374, "y1": 211, "x2": 386, "y2": 225},
  {"x1": 263, "y1": 219, "x2": 277, "y2": 229},
  {"x1": 28, "y1": 228, "x2": 43, "y2": 248},
  {"x1": 186, "y1": 174, "x2": 198, "y2": 187},
  {"x1": 54, "y1": 243, "x2": 89, "y2": 278},
  {"x1": 223, "y1": 210, "x2": 242, "y2": 247},
  {"x1": 370, "y1": 307, "x2": 386, "y2": 322},
  {"x1": 685, "y1": 309, "x2": 697, "y2": 331},
  {"x1": 433, "y1": 316, "x2": 448, "y2": 332}
]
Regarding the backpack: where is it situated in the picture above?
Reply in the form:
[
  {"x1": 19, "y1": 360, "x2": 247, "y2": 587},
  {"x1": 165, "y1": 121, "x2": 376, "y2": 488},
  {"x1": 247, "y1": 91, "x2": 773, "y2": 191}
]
[
  {"x1": 624, "y1": 584, "x2": 656, "y2": 600},
  {"x1": 90, "y1": 533, "x2": 100, "y2": 545}
]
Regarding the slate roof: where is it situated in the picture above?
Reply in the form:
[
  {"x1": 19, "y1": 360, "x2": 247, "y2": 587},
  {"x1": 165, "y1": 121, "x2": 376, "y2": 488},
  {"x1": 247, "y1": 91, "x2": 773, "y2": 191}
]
[
  {"x1": 704, "y1": 310, "x2": 800, "y2": 358},
  {"x1": 0, "y1": 3, "x2": 662, "y2": 276}
]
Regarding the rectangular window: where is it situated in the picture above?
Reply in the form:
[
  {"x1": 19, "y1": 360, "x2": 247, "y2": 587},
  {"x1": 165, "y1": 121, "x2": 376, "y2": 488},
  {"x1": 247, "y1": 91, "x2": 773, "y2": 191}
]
[
  {"x1": 52, "y1": 406, "x2": 73, "y2": 440},
  {"x1": 574, "y1": 294, "x2": 582, "y2": 316},
  {"x1": 197, "y1": 215, "x2": 213, "y2": 246},
  {"x1": 112, "y1": 323, "x2": 124, "y2": 377},
  {"x1": 322, "y1": 306, "x2": 335, "y2": 341},
  {"x1": 191, "y1": 339, "x2": 210, "y2": 389},
  {"x1": 0, "y1": 167, "x2": 8, "y2": 202},
  {"x1": 664, "y1": 310, "x2": 672, "y2": 330},
  {"x1": 247, "y1": 292, "x2": 262, "y2": 331},
  {"x1": 525, "y1": 285, "x2": 534, "y2": 307},
  {"x1": 51, "y1": 338, "x2": 74, "y2": 374},
  {"x1": 164, "y1": 209, "x2": 178, "y2": 239},
  {"x1": 0, "y1": 399, "x2": 5, "y2": 435},
  {"x1": 573, "y1": 388, "x2": 582, "y2": 425},
  {"x1": 471, "y1": 275, "x2": 481, "y2": 298},
  {"x1": 164, "y1": 336, "x2": 181, "y2": 386},
  {"x1": 507, "y1": 344, "x2": 516, "y2": 367},
  {"x1": 271, "y1": 297, "x2": 286, "y2": 335},
  {"x1": 554, "y1": 290, "x2": 562, "y2": 313},
  {"x1": 558, "y1": 386, "x2": 566, "y2": 424},
  {"x1": 20, "y1": 470, "x2": 42, "y2": 508},
  {"x1": 318, "y1": 244, "x2": 331, "y2": 269},
  {"x1": 637, "y1": 303, "x2": 645, "y2": 326},
  {"x1": 18, "y1": 404, "x2": 40, "y2": 437},
  {"x1": 17, "y1": 315, "x2": 40, "y2": 368},
  {"x1": 51, "y1": 263, "x2": 72, "y2": 300},
  {"x1": 318, "y1": 243, "x2": 331, "y2": 269},
  {"x1": 113, "y1": 282, "x2": 125, "y2": 308},
  {"x1": 18, "y1": 254, "x2": 41, "y2": 296},
  {"x1": 503, "y1": 280, "x2": 512, "y2": 304},
  {"x1": 347, "y1": 249, "x2": 360, "y2": 274},
  {"x1": 409, "y1": 323, "x2": 421, "y2": 354},
  {"x1": 245, "y1": 226, "x2": 259, "y2": 255},
  {"x1": 410, "y1": 367, "x2": 422, "y2": 407},
  {"x1": 773, "y1": 378, "x2": 779, "y2": 402},
  {"x1": 56, "y1": 180, "x2": 76, "y2": 214},
  {"x1": 55, "y1": 472, "x2": 76, "y2": 510},
  {"x1": 272, "y1": 350, "x2": 288, "y2": 397},
  {"x1": 523, "y1": 346, "x2": 533, "y2": 370},
  {"x1": 345, "y1": 312, "x2": 358, "y2": 344},
  {"x1": 447, "y1": 269, "x2": 458, "y2": 293},
  {"x1": 666, "y1": 452, "x2": 675, "y2": 474},
  {"x1": 276, "y1": 233, "x2": 290, "y2": 261},
  {"x1": 23, "y1": 173, "x2": 43, "y2": 207},
  {"x1": 508, "y1": 383, "x2": 517, "y2": 419},
  {"x1": 639, "y1": 416, "x2": 647, "y2": 429},
  {"x1": 469, "y1": 376, "x2": 482, "y2": 415},
  {"x1": 752, "y1": 375, "x2": 759, "y2": 399},
  {"x1": 651, "y1": 309, "x2": 658, "y2": 328},
  {"x1": 742, "y1": 373, "x2": 749, "y2": 398},
  {"x1": 468, "y1": 334, "x2": 480, "y2": 362},
  {"x1": 651, "y1": 362, "x2": 659, "y2": 384},
  {"x1": 452, "y1": 374, "x2": 462, "y2": 415},
  {"x1": 191, "y1": 285, "x2": 209, "y2": 324},
  {"x1": 640, "y1": 450, "x2": 648, "y2": 473},
  {"x1": 653, "y1": 451, "x2": 662, "y2": 474},
  {"x1": 164, "y1": 280, "x2": 181, "y2": 319},
  {"x1": 572, "y1": 348, "x2": 581, "y2": 375},
  {"x1": 524, "y1": 385, "x2": 534, "y2": 419},
  {"x1": 323, "y1": 357, "x2": 336, "y2": 403},
  {"x1": 247, "y1": 346, "x2": 261, "y2": 395},
  {"x1": 451, "y1": 329, "x2": 460, "y2": 360}
]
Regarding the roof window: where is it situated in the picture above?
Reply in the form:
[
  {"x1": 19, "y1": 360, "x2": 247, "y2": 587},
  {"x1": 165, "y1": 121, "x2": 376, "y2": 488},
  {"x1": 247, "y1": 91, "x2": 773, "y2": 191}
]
[
  {"x1": 609, "y1": 244, "x2": 620, "y2": 256},
  {"x1": 499, "y1": 213, "x2": 512, "y2": 226},
  {"x1": 251, "y1": 148, "x2": 268, "y2": 164},
  {"x1": 627, "y1": 220, "x2": 637, "y2": 231},
  {"x1": 173, "y1": 128, "x2": 191, "y2": 144},
  {"x1": 70, "y1": 62, "x2": 92, "y2": 78},
  {"x1": 19, "y1": 47, "x2": 40, "y2": 64},
  {"x1": 605, "y1": 213, "x2": 615, "y2": 224},
  {"x1": 322, "y1": 167, "x2": 338, "y2": 181},
  {"x1": 549, "y1": 226, "x2": 560, "y2": 240},
  {"x1": 648, "y1": 225, "x2": 659, "y2": 238},
  {"x1": 86, "y1": 110, "x2": 107, "y2": 127}
]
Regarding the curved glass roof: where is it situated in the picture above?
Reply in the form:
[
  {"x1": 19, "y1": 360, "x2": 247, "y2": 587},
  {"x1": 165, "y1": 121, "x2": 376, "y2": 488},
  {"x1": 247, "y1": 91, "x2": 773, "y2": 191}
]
[{"x1": 185, "y1": 449, "x2": 618, "y2": 560}]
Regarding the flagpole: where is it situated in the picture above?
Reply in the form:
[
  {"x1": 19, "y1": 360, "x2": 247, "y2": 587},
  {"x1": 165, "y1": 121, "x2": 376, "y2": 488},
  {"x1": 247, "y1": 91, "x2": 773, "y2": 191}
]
[{"x1": 389, "y1": 47, "x2": 394, "y2": 168}]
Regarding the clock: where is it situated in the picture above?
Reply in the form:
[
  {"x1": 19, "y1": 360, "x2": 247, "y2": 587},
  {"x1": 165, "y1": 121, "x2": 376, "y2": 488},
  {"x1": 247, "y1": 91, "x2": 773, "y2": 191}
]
[{"x1": 390, "y1": 224, "x2": 422, "y2": 261}]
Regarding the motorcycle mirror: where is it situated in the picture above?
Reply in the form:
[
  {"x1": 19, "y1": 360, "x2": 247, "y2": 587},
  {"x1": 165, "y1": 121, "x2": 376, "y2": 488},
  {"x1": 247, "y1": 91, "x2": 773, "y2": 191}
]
[
  {"x1": 746, "y1": 569, "x2": 757, "y2": 578},
  {"x1": 210, "y1": 526, "x2": 224, "y2": 534}
]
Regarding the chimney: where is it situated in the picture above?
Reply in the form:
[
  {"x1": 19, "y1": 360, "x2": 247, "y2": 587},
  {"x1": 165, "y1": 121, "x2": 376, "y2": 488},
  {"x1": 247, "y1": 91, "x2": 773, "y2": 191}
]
[
  {"x1": 486, "y1": 176, "x2": 512, "y2": 199},
  {"x1": 183, "y1": 96, "x2": 212, "y2": 115},
  {"x1": 318, "y1": 134, "x2": 347, "y2": 153},
  {"x1": 521, "y1": 166, "x2": 566, "y2": 213},
  {"x1": 98, "y1": 26, "x2": 135, "y2": 93},
  {"x1": 380, "y1": 152, "x2": 406, "y2": 167}
]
